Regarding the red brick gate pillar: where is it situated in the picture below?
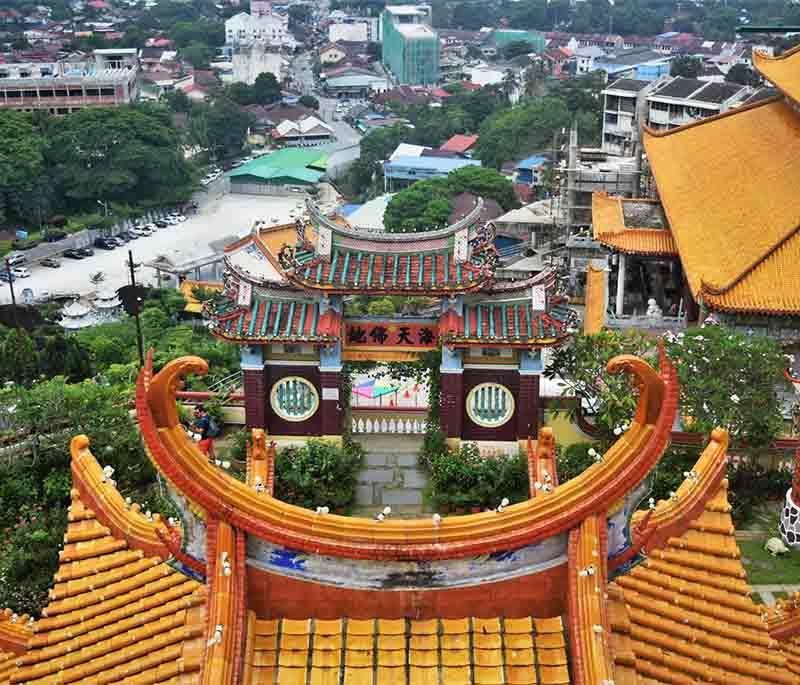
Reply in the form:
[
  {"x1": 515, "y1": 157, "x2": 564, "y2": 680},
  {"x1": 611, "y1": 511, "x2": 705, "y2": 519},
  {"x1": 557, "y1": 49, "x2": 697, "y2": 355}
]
[{"x1": 241, "y1": 345, "x2": 266, "y2": 430}]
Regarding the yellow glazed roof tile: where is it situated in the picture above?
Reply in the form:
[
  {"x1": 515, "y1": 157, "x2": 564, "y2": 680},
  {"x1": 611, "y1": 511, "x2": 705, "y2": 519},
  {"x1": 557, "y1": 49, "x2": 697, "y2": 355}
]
[
  {"x1": 592, "y1": 193, "x2": 678, "y2": 256},
  {"x1": 643, "y1": 97, "x2": 800, "y2": 315},
  {"x1": 753, "y1": 45, "x2": 800, "y2": 105},
  {"x1": 3, "y1": 486, "x2": 206, "y2": 685}
]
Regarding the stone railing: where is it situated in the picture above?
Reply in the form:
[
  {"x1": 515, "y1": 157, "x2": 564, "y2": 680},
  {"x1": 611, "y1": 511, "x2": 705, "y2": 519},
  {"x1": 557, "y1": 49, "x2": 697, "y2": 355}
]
[{"x1": 351, "y1": 408, "x2": 428, "y2": 435}]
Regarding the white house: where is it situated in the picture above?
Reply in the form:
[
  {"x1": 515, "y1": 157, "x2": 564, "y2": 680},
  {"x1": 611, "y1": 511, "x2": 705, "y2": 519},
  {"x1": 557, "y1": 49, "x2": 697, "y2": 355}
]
[
  {"x1": 271, "y1": 116, "x2": 334, "y2": 146},
  {"x1": 225, "y1": 12, "x2": 293, "y2": 49}
]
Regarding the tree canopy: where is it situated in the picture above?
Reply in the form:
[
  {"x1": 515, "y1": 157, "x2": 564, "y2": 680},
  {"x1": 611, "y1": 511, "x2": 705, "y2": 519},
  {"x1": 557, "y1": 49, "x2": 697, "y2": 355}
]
[
  {"x1": 670, "y1": 55, "x2": 702, "y2": 79},
  {"x1": 383, "y1": 166, "x2": 519, "y2": 233}
]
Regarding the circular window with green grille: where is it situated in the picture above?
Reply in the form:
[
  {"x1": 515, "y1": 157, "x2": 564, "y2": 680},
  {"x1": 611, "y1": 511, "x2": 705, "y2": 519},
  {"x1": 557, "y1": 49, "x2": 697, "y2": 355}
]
[
  {"x1": 270, "y1": 376, "x2": 319, "y2": 422},
  {"x1": 466, "y1": 382, "x2": 515, "y2": 429}
]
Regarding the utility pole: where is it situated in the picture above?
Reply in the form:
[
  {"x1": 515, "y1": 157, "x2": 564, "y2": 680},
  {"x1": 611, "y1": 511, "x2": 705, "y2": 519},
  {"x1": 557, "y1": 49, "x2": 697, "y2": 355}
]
[
  {"x1": 4, "y1": 259, "x2": 20, "y2": 332},
  {"x1": 127, "y1": 250, "x2": 145, "y2": 368}
]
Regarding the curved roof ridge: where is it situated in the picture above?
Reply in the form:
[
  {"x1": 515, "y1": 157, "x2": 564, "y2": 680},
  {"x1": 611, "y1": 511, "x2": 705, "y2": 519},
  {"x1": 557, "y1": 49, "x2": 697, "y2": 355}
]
[
  {"x1": 135, "y1": 352, "x2": 678, "y2": 561},
  {"x1": 754, "y1": 45, "x2": 800, "y2": 105},
  {"x1": 699, "y1": 222, "x2": 800, "y2": 295},
  {"x1": 70, "y1": 435, "x2": 172, "y2": 560},
  {"x1": 642, "y1": 94, "x2": 782, "y2": 139}
]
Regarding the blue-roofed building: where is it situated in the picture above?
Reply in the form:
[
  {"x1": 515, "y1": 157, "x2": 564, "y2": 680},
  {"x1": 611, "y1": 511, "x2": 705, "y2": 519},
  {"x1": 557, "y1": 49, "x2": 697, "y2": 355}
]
[
  {"x1": 383, "y1": 155, "x2": 481, "y2": 191},
  {"x1": 514, "y1": 155, "x2": 548, "y2": 188}
]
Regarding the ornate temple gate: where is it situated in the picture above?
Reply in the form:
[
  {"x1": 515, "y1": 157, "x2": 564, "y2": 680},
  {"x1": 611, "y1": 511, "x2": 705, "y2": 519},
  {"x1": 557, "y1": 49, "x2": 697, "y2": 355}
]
[{"x1": 209, "y1": 203, "x2": 575, "y2": 450}]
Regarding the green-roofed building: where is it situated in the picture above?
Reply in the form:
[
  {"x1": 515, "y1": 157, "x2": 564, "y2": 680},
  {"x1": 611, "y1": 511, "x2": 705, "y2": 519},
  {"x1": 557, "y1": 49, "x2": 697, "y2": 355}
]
[{"x1": 229, "y1": 149, "x2": 327, "y2": 192}]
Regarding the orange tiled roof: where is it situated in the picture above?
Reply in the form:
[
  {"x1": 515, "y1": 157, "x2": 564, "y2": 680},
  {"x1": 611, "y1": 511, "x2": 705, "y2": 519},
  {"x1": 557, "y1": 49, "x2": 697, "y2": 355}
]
[
  {"x1": 609, "y1": 478, "x2": 795, "y2": 685},
  {"x1": 583, "y1": 263, "x2": 606, "y2": 334},
  {"x1": 643, "y1": 97, "x2": 800, "y2": 315},
  {"x1": 242, "y1": 614, "x2": 570, "y2": 685},
  {"x1": 592, "y1": 193, "x2": 678, "y2": 256},
  {"x1": 0, "y1": 490, "x2": 207, "y2": 684},
  {"x1": 754, "y1": 45, "x2": 800, "y2": 106}
]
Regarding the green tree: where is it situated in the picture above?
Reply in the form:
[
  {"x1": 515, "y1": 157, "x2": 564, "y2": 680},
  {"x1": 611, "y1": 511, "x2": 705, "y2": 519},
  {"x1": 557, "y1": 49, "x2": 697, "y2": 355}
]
[
  {"x1": 0, "y1": 330, "x2": 40, "y2": 386},
  {"x1": 474, "y1": 97, "x2": 570, "y2": 169},
  {"x1": 502, "y1": 40, "x2": 535, "y2": 60},
  {"x1": 163, "y1": 89, "x2": 192, "y2": 113},
  {"x1": 545, "y1": 330, "x2": 656, "y2": 446},
  {"x1": 181, "y1": 41, "x2": 214, "y2": 69},
  {"x1": 663, "y1": 326, "x2": 788, "y2": 446},
  {"x1": 0, "y1": 110, "x2": 46, "y2": 225},
  {"x1": 366, "y1": 298, "x2": 396, "y2": 316},
  {"x1": 670, "y1": 55, "x2": 702, "y2": 78},
  {"x1": 726, "y1": 63, "x2": 759, "y2": 87},
  {"x1": 252, "y1": 72, "x2": 282, "y2": 105},
  {"x1": 299, "y1": 94, "x2": 320, "y2": 110},
  {"x1": 203, "y1": 98, "x2": 255, "y2": 157},
  {"x1": 45, "y1": 105, "x2": 195, "y2": 210}
]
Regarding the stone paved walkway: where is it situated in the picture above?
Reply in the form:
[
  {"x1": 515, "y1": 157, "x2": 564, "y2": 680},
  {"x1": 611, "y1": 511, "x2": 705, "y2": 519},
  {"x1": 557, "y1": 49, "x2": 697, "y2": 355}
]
[{"x1": 354, "y1": 435, "x2": 428, "y2": 518}]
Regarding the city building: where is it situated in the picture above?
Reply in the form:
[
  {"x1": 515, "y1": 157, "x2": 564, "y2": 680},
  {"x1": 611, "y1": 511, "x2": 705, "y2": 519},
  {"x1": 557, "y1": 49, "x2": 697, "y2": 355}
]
[
  {"x1": 328, "y1": 11, "x2": 380, "y2": 43},
  {"x1": 493, "y1": 29, "x2": 546, "y2": 54},
  {"x1": 0, "y1": 48, "x2": 139, "y2": 113},
  {"x1": 592, "y1": 47, "x2": 800, "y2": 349},
  {"x1": 383, "y1": 143, "x2": 481, "y2": 190},
  {"x1": 318, "y1": 42, "x2": 347, "y2": 65},
  {"x1": 271, "y1": 115, "x2": 334, "y2": 147},
  {"x1": 229, "y1": 148, "x2": 327, "y2": 193},
  {"x1": 321, "y1": 66, "x2": 388, "y2": 98},
  {"x1": 593, "y1": 46, "x2": 672, "y2": 80},
  {"x1": 381, "y1": 5, "x2": 439, "y2": 86},
  {"x1": 224, "y1": 11, "x2": 292, "y2": 49},
  {"x1": 600, "y1": 76, "x2": 751, "y2": 155},
  {"x1": 439, "y1": 133, "x2": 478, "y2": 156},
  {"x1": 514, "y1": 154, "x2": 548, "y2": 188}
]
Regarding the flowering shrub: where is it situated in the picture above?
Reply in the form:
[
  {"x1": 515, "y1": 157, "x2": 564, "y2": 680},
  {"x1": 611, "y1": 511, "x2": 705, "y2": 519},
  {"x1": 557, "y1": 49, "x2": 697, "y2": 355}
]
[{"x1": 664, "y1": 325, "x2": 788, "y2": 446}]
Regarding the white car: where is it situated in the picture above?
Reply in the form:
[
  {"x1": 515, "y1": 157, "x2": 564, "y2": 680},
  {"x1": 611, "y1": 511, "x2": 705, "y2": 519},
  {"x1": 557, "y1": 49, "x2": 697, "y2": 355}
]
[
  {"x1": 131, "y1": 227, "x2": 151, "y2": 237},
  {"x1": 11, "y1": 267, "x2": 31, "y2": 278},
  {"x1": 170, "y1": 214, "x2": 187, "y2": 222},
  {"x1": 145, "y1": 223, "x2": 158, "y2": 231},
  {"x1": 166, "y1": 217, "x2": 181, "y2": 225}
]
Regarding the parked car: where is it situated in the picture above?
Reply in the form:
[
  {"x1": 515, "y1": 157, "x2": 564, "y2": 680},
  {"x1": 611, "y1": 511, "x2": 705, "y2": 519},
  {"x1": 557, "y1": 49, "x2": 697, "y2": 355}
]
[
  {"x1": 5, "y1": 252, "x2": 26, "y2": 266},
  {"x1": 118, "y1": 231, "x2": 137, "y2": 241},
  {"x1": 94, "y1": 237, "x2": 116, "y2": 250},
  {"x1": 78, "y1": 247, "x2": 94, "y2": 257},
  {"x1": 0, "y1": 271, "x2": 15, "y2": 282},
  {"x1": 44, "y1": 230, "x2": 68, "y2": 243},
  {"x1": 11, "y1": 267, "x2": 30, "y2": 278},
  {"x1": 63, "y1": 248, "x2": 84, "y2": 259},
  {"x1": 40, "y1": 257, "x2": 61, "y2": 268},
  {"x1": 132, "y1": 226, "x2": 152, "y2": 237},
  {"x1": 155, "y1": 220, "x2": 169, "y2": 228}
]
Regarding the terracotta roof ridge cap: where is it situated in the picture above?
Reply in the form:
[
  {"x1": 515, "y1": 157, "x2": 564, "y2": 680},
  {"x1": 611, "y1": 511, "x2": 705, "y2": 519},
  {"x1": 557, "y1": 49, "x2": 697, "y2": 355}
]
[
  {"x1": 700, "y1": 222, "x2": 800, "y2": 295},
  {"x1": 643, "y1": 95, "x2": 783, "y2": 140}
]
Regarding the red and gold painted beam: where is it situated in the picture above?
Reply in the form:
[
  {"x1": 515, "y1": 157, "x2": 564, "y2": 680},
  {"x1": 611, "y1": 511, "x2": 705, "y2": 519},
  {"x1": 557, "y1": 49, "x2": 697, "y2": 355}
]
[{"x1": 136, "y1": 352, "x2": 677, "y2": 561}]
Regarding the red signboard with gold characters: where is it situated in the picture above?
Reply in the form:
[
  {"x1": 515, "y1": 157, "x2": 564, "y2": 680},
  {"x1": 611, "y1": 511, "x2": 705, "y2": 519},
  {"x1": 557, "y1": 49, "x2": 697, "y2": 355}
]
[{"x1": 343, "y1": 321, "x2": 439, "y2": 361}]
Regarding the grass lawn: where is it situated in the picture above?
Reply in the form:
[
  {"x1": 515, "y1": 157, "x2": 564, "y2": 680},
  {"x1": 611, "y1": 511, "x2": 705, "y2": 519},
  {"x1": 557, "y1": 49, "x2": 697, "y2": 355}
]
[{"x1": 739, "y1": 539, "x2": 800, "y2": 585}]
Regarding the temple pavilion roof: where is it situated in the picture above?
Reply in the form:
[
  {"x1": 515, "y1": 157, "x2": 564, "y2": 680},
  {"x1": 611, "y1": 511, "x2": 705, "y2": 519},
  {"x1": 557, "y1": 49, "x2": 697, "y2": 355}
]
[
  {"x1": 208, "y1": 296, "x2": 341, "y2": 345},
  {"x1": 592, "y1": 193, "x2": 678, "y2": 256},
  {"x1": 287, "y1": 244, "x2": 491, "y2": 295},
  {"x1": 641, "y1": 96, "x2": 800, "y2": 315},
  {"x1": 440, "y1": 301, "x2": 575, "y2": 348},
  {"x1": 753, "y1": 45, "x2": 800, "y2": 106}
]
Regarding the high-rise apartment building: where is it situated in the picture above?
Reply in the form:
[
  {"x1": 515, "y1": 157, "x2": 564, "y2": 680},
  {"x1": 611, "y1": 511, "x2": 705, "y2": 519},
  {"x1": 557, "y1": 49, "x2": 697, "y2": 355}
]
[{"x1": 381, "y1": 5, "x2": 439, "y2": 86}]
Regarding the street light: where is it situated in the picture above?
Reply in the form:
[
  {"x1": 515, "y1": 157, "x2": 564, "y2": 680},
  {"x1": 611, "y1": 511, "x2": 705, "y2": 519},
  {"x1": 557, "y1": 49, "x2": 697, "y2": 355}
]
[{"x1": 97, "y1": 199, "x2": 109, "y2": 216}]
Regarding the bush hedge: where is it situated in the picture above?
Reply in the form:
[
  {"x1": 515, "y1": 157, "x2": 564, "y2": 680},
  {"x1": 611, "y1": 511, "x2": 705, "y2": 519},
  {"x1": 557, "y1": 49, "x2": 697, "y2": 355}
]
[
  {"x1": 424, "y1": 442, "x2": 529, "y2": 513},
  {"x1": 274, "y1": 439, "x2": 364, "y2": 513}
]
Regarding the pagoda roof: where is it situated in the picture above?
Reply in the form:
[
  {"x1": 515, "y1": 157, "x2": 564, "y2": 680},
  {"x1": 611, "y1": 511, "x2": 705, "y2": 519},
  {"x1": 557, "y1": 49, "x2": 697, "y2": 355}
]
[
  {"x1": 287, "y1": 244, "x2": 492, "y2": 295},
  {"x1": 753, "y1": 44, "x2": 800, "y2": 106},
  {"x1": 208, "y1": 297, "x2": 341, "y2": 345},
  {"x1": 642, "y1": 96, "x2": 800, "y2": 315},
  {"x1": 0, "y1": 435, "x2": 207, "y2": 684},
  {"x1": 440, "y1": 301, "x2": 574, "y2": 348},
  {"x1": 592, "y1": 193, "x2": 678, "y2": 256}
]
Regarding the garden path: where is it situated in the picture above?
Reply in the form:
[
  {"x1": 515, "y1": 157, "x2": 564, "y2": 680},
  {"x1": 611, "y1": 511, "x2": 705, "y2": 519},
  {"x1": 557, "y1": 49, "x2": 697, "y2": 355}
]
[{"x1": 353, "y1": 435, "x2": 429, "y2": 518}]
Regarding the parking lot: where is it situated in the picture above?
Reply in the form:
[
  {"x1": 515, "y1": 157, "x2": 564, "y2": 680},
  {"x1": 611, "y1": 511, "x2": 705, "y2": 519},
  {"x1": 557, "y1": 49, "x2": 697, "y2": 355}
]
[{"x1": 0, "y1": 193, "x2": 305, "y2": 305}]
